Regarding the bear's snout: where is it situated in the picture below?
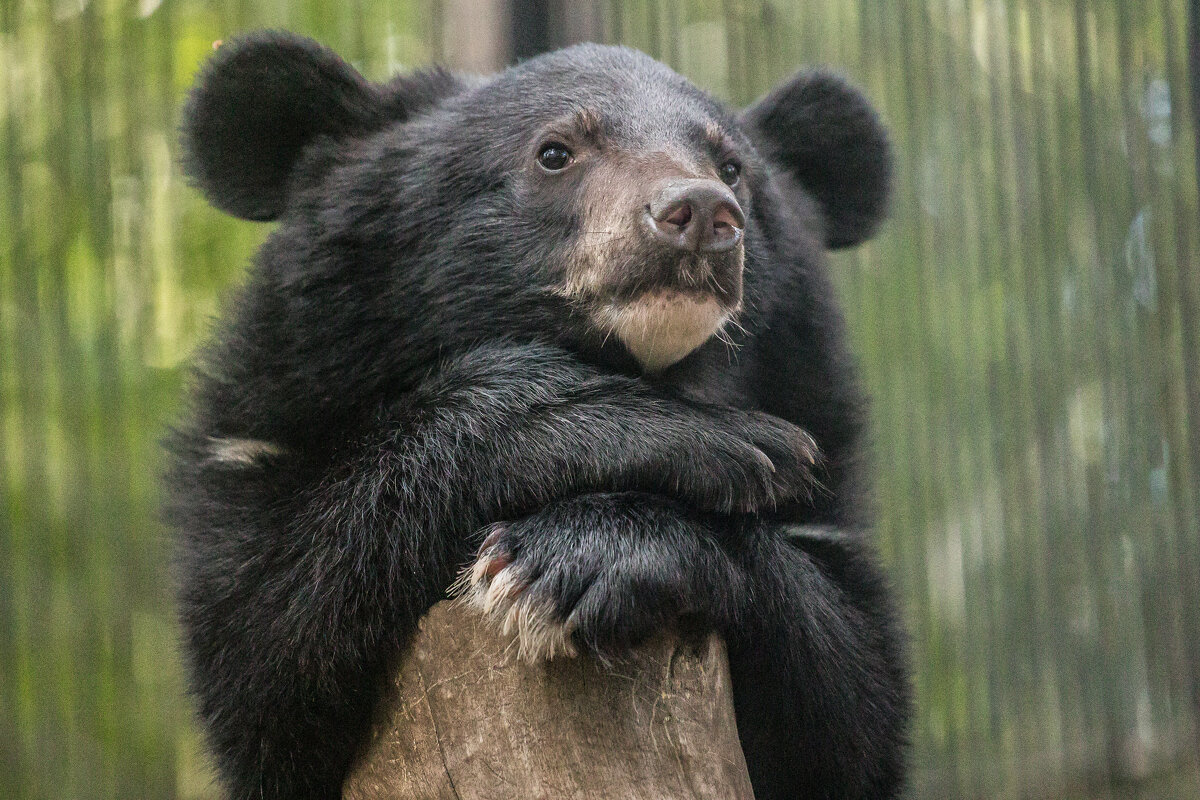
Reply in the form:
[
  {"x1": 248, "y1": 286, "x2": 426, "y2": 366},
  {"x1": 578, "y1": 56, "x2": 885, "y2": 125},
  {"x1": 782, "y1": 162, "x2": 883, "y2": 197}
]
[{"x1": 643, "y1": 179, "x2": 744, "y2": 254}]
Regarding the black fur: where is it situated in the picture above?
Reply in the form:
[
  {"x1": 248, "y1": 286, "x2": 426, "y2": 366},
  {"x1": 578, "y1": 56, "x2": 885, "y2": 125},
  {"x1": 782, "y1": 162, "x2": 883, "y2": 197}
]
[
  {"x1": 168, "y1": 32, "x2": 909, "y2": 800},
  {"x1": 740, "y1": 69, "x2": 892, "y2": 249},
  {"x1": 181, "y1": 31, "x2": 465, "y2": 221}
]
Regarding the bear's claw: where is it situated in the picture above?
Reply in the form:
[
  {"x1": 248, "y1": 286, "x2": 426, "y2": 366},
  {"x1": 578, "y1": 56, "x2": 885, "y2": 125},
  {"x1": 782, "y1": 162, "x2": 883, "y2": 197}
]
[{"x1": 456, "y1": 535, "x2": 578, "y2": 662}]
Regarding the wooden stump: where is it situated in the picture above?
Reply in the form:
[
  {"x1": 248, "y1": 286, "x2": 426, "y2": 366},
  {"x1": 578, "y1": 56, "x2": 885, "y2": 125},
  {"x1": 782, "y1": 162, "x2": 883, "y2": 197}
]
[{"x1": 344, "y1": 601, "x2": 754, "y2": 800}]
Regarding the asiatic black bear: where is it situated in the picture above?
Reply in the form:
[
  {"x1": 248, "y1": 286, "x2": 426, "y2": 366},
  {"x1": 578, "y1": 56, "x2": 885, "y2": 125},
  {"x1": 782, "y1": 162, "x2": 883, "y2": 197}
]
[{"x1": 167, "y1": 32, "x2": 909, "y2": 800}]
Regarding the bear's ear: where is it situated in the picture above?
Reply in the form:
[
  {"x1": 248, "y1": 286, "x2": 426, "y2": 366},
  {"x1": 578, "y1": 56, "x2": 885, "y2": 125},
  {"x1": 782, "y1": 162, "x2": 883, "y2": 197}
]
[
  {"x1": 741, "y1": 71, "x2": 892, "y2": 249},
  {"x1": 181, "y1": 32, "x2": 384, "y2": 221},
  {"x1": 182, "y1": 31, "x2": 466, "y2": 221}
]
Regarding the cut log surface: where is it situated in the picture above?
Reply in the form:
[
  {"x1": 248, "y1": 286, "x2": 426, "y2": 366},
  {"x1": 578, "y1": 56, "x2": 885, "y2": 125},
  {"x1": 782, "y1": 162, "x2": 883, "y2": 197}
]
[{"x1": 344, "y1": 600, "x2": 754, "y2": 800}]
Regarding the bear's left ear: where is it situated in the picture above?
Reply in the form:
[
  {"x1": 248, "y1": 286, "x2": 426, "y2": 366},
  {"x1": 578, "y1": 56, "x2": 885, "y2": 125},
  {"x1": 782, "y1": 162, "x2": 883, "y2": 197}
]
[{"x1": 741, "y1": 70, "x2": 892, "y2": 249}]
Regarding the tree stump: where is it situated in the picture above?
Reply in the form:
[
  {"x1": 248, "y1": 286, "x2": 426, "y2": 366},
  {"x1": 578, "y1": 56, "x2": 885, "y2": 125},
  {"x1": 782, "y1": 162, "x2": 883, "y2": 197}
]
[{"x1": 344, "y1": 600, "x2": 754, "y2": 799}]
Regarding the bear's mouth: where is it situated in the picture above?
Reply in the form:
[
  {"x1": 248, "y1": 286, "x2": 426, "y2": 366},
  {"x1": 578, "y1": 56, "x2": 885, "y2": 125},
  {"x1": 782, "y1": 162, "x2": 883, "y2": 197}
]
[
  {"x1": 612, "y1": 250, "x2": 743, "y2": 309},
  {"x1": 555, "y1": 234, "x2": 744, "y2": 371}
]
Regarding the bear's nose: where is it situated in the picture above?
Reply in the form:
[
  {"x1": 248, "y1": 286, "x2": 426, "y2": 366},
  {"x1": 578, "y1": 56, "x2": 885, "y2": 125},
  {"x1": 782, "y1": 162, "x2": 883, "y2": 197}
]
[{"x1": 644, "y1": 179, "x2": 745, "y2": 253}]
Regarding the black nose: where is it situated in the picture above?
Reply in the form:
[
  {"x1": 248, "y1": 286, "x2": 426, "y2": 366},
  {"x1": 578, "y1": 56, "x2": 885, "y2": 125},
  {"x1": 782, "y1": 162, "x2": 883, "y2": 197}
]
[{"x1": 644, "y1": 179, "x2": 745, "y2": 253}]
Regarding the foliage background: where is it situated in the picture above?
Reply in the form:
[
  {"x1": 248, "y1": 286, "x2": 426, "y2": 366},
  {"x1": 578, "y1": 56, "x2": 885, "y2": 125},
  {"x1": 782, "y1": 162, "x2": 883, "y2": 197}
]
[{"x1": 1, "y1": 0, "x2": 1198, "y2": 797}]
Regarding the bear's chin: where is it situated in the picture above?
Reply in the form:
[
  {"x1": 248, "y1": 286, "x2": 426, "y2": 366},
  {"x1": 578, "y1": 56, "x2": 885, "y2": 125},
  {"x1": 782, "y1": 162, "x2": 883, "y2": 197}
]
[{"x1": 596, "y1": 291, "x2": 730, "y2": 373}]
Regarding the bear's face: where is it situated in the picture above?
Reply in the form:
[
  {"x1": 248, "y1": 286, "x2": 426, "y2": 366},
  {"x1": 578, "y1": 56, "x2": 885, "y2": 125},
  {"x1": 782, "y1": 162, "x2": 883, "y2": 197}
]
[
  {"x1": 183, "y1": 33, "x2": 889, "y2": 382},
  {"x1": 406, "y1": 46, "x2": 757, "y2": 370}
]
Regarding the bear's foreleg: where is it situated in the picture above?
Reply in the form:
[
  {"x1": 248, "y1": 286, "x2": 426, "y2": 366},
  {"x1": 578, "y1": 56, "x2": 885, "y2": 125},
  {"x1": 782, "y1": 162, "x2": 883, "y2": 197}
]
[
  {"x1": 724, "y1": 524, "x2": 910, "y2": 800},
  {"x1": 398, "y1": 342, "x2": 819, "y2": 518}
]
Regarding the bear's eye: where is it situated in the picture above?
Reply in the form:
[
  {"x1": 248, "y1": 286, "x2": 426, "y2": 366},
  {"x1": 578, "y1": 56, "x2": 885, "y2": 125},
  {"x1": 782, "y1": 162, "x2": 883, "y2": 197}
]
[
  {"x1": 719, "y1": 161, "x2": 741, "y2": 187},
  {"x1": 538, "y1": 142, "x2": 573, "y2": 172}
]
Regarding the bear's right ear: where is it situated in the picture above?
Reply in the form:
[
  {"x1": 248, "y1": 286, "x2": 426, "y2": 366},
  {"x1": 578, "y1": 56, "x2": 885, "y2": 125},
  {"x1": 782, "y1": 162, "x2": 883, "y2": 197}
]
[
  {"x1": 181, "y1": 32, "x2": 384, "y2": 221},
  {"x1": 182, "y1": 31, "x2": 465, "y2": 221}
]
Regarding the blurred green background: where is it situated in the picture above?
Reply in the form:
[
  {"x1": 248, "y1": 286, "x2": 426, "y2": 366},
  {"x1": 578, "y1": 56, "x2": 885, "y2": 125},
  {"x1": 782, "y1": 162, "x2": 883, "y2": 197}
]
[{"x1": 2, "y1": 0, "x2": 1198, "y2": 797}]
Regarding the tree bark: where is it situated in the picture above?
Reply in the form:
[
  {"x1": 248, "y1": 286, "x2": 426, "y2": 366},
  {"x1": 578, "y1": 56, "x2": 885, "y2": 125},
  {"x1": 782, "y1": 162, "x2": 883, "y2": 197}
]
[{"x1": 344, "y1": 601, "x2": 754, "y2": 799}]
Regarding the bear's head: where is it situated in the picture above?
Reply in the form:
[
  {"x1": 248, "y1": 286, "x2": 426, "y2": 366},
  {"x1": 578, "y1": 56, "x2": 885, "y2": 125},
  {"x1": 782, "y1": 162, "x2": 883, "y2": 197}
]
[{"x1": 183, "y1": 32, "x2": 889, "y2": 426}]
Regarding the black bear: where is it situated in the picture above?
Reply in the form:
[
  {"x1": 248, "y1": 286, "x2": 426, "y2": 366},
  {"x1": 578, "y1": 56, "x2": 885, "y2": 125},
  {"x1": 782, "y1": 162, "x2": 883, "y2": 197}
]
[{"x1": 167, "y1": 31, "x2": 909, "y2": 800}]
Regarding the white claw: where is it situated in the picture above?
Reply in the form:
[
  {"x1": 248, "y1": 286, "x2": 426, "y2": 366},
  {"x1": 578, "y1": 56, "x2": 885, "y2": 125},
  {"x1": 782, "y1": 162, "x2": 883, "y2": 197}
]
[
  {"x1": 482, "y1": 566, "x2": 523, "y2": 615},
  {"x1": 512, "y1": 595, "x2": 577, "y2": 663},
  {"x1": 470, "y1": 548, "x2": 497, "y2": 587},
  {"x1": 457, "y1": 550, "x2": 577, "y2": 662}
]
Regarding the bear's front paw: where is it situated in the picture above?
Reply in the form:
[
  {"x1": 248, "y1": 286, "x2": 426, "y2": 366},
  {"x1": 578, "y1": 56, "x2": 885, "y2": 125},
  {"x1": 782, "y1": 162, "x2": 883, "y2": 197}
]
[
  {"x1": 730, "y1": 410, "x2": 822, "y2": 509},
  {"x1": 672, "y1": 408, "x2": 821, "y2": 514},
  {"x1": 454, "y1": 505, "x2": 727, "y2": 663},
  {"x1": 455, "y1": 524, "x2": 579, "y2": 662}
]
